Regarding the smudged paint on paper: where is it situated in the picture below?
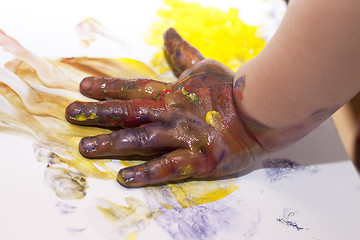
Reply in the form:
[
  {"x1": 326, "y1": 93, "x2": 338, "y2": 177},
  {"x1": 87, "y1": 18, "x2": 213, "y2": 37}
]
[
  {"x1": 87, "y1": 197, "x2": 162, "y2": 240},
  {"x1": 263, "y1": 158, "x2": 318, "y2": 182},
  {"x1": 167, "y1": 179, "x2": 238, "y2": 208},
  {"x1": 0, "y1": 29, "x2": 159, "y2": 199},
  {"x1": 143, "y1": 184, "x2": 261, "y2": 240},
  {"x1": 276, "y1": 208, "x2": 308, "y2": 231},
  {"x1": 56, "y1": 201, "x2": 76, "y2": 214},
  {"x1": 44, "y1": 165, "x2": 88, "y2": 199}
]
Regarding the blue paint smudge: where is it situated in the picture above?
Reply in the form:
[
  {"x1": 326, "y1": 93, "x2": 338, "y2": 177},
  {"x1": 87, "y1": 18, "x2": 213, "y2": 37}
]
[
  {"x1": 218, "y1": 149, "x2": 226, "y2": 162},
  {"x1": 56, "y1": 201, "x2": 76, "y2": 214},
  {"x1": 263, "y1": 158, "x2": 303, "y2": 182},
  {"x1": 277, "y1": 218, "x2": 305, "y2": 231},
  {"x1": 263, "y1": 158, "x2": 319, "y2": 182},
  {"x1": 234, "y1": 76, "x2": 245, "y2": 91},
  {"x1": 276, "y1": 208, "x2": 308, "y2": 231}
]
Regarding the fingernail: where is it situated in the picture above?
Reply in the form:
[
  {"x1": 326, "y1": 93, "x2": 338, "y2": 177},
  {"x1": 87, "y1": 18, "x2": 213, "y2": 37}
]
[
  {"x1": 65, "y1": 102, "x2": 83, "y2": 119},
  {"x1": 80, "y1": 137, "x2": 98, "y2": 153},
  {"x1": 80, "y1": 77, "x2": 94, "y2": 92},
  {"x1": 117, "y1": 168, "x2": 136, "y2": 187}
]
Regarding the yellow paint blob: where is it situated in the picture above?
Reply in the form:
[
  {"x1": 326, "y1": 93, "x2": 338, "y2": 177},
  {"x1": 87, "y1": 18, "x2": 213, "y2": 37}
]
[
  {"x1": 146, "y1": 0, "x2": 266, "y2": 72},
  {"x1": 74, "y1": 112, "x2": 98, "y2": 121},
  {"x1": 126, "y1": 232, "x2": 138, "y2": 240},
  {"x1": 168, "y1": 179, "x2": 239, "y2": 208},
  {"x1": 206, "y1": 110, "x2": 222, "y2": 130}
]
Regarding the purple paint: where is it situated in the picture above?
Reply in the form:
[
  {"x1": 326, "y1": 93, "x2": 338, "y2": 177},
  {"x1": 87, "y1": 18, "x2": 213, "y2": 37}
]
[
  {"x1": 56, "y1": 201, "x2": 76, "y2": 214},
  {"x1": 263, "y1": 158, "x2": 318, "y2": 182},
  {"x1": 234, "y1": 76, "x2": 245, "y2": 91},
  {"x1": 143, "y1": 187, "x2": 261, "y2": 240},
  {"x1": 263, "y1": 158, "x2": 302, "y2": 182},
  {"x1": 276, "y1": 209, "x2": 308, "y2": 231},
  {"x1": 276, "y1": 218, "x2": 305, "y2": 231}
]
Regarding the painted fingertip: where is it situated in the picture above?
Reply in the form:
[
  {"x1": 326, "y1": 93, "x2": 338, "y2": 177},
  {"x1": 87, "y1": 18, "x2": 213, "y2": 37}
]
[
  {"x1": 117, "y1": 168, "x2": 140, "y2": 188},
  {"x1": 80, "y1": 77, "x2": 95, "y2": 92},
  {"x1": 79, "y1": 136, "x2": 99, "y2": 154},
  {"x1": 65, "y1": 102, "x2": 83, "y2": 121}
]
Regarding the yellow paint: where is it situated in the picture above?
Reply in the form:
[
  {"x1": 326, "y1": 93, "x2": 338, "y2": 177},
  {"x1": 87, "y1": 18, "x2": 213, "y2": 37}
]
[
  {"x1": 181, "y1": 87, "x2": 200, "y2": 103},
  {"x1": 120, "y1": 160, "x2": 146, "y2": 168},
  {"x1": 179, "y1": 164, "x2": 195, "y2": 176},
  {"x1": 168, "y1": 179, "x2": 239, "y2": 208},
  {"x1": 126, "y1": 232, "x2": 138, "y2": 240},
  {"x1": 74, "y1": 112, "x2": 97, "y2": 121},
  {"x1": 160, "y1": 203, "x2": 174, "y2": 210},
  {"x1": 0, "y1": 53, "x2": 157, "y2": 199},
  {"x1": 206, "y1": 110, "x2": 222, "y2": 130},
  {"x1": 146, "y1": 0, "x2": 266, "y2": 72},
  {"x1": 96, "y1": 197, "x2": 162, "y2": 238}
]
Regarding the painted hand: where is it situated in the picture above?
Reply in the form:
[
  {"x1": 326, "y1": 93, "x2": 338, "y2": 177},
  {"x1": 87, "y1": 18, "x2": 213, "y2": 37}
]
[{"x1": 65, "y1": 28, "x2": 264, "y2": 187}]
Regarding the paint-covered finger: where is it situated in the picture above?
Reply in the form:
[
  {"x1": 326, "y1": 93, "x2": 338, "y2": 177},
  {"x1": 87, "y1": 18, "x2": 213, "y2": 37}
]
[
  {"x1": 117, "y1": 149, "x2": 207, "y2": 188},
  {"x1": 79, "y1": 123, "x2": 186, "y2": 158},
  {"x1": 80, "y1": 77, "x2": 172, "y2": 100},
  {"x1": 163, "y1": 28, "x2": 205, "y2": 77},
  {"x1": 65, "y1": 98, "x2": 166, "y2": 128}
]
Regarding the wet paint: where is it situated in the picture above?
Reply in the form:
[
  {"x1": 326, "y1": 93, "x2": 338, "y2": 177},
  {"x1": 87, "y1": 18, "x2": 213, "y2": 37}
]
[
  {"x1": 146, "y1": 0, "x2": 266, "y2": 72},
  {"x1": 181, "y1": 87, "x2": 200, "y2": 103},
  {"x1": 73, "y1": 112, "x2": 98, "y2": 121},
  {"x1": 168, "y1": 180, "x2": 239, "y2": 208},
  {"x1": 205, "y1": 110, "x2": 222, "y2": 129}
]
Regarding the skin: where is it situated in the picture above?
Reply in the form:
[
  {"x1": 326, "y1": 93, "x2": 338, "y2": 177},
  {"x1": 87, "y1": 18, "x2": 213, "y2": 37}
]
[
  {"x1": 234, "y1": 0, "x2": 360, "y2": 151},
  {"x1": 66, "y1": 28, "x2": 264, "y2": 188}
]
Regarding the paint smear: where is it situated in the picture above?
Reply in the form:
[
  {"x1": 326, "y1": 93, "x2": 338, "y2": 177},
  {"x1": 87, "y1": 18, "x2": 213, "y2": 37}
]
[
  {"x1": 143, "y1": 185, "x2": 261, "y2": 240},
  {"x1": 168, "y1": 179, "x2": 239, "y2": 208},
  {"x1": 0, "y1": 29, "x2": 158, "y2": 199},
  {"x1": 263, "y1": 158, "x2": 318, "y2": 182},
  {"x1": 145, "y1": 0, "x2": 266, "y2": 72},
  {"x1": 91, "y1": 197, "x2": 162, "y2": 239}
]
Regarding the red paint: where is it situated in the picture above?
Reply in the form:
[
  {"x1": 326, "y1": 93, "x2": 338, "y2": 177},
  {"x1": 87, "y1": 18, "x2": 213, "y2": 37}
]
[
  {"x1": 161, "y1": 89, "x2": 174, "y2": 96},
  {"x1": 233, "y1": 89, "x2": 243, "y2": 100}
]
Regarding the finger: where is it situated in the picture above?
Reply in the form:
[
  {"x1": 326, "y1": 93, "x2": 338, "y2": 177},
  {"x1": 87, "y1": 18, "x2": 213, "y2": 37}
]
[
  {"x1": 65, "y1": 98, "x2": 166, "y2": 128},
  {"x1": 79, "y1": 123, "x2": 187, "y2": 158},
  {"x1": 163, "y1": 28, "x2": 205, "y2": 77},
  {"x1": 117, "y1": 149, "x2": 207, "y2": 188},
  {"x1": 80, "y1": 77, "x2": 172, "y2": 100}
]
